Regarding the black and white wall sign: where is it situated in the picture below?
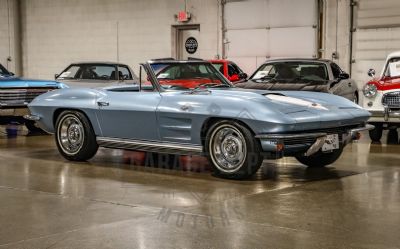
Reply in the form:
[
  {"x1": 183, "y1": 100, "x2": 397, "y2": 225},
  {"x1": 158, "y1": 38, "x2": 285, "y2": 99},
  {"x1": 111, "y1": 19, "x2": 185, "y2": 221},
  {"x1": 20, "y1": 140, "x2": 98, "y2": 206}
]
[{"x1": 185, "y1": 37, "x2": 198, "y2": 54}]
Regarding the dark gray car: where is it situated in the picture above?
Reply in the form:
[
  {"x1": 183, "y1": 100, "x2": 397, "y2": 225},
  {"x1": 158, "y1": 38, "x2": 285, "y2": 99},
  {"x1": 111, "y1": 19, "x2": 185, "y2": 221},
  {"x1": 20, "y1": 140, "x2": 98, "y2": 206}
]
[
  {"x1": 236, "y1": 58, "x2": 359, "y2": 103},
  {"x1": 55, "y1": 62, "x2": 138, "y2": 88}
]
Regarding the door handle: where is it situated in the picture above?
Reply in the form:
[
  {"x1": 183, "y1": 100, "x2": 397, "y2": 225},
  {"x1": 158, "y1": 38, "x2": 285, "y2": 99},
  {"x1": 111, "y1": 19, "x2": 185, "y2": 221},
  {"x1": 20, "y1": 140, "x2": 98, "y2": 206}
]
[
  {"x1": 97, "y1": 101, "x2": 109, "y2": 107},
  {"x1": 180, "y1": 104, "x2": 191, "y2": 111}
]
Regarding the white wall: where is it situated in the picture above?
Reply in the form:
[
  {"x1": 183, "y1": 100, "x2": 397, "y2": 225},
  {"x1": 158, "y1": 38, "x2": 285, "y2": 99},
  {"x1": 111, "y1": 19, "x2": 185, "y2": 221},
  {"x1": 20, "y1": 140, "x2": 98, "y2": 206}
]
[
  {"x1": 20, "y1": 0, "x2": 222, "y2": 79},
  {"x1": 0, "y1": 0, "x2": 20, "y2": 75},
  {"x1": 8, "y1": 0, "x2": 400, "y2": 82}
]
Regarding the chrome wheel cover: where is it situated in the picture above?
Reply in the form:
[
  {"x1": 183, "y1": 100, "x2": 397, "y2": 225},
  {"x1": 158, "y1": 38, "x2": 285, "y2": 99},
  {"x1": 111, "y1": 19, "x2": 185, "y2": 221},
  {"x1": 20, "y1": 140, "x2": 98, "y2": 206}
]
[
  {"x1": 57, "y1": 114, "x2": 85, "y2": 155},
  {"x1": 209, "y1": 124, "x2": 247, "y2": 173}
]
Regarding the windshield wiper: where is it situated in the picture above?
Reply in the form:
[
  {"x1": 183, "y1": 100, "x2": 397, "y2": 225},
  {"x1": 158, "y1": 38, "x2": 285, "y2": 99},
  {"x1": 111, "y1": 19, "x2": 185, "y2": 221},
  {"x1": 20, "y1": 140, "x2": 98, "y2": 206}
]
[{"x1": 195, "y1": 83, "x2": 229, "y2": 89}]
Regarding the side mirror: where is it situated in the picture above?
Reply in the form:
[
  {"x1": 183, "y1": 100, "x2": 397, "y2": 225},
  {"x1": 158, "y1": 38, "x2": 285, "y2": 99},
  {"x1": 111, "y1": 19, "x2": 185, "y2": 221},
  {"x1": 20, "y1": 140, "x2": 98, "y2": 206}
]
[
  {"x1": 122, "y1": 74, "x2": 129, "y2": 80},
  {"x1": 54, "y1": 73, "x2": 59, "y2": 79},
  {"x1": 239, "y1": 73, "x2": 248, "y2": 79},
  {"x1": 339, "y1": 72, "x2": 350, "y2": 80},
  {"x1": 9, "y1": 72, "x2": 14, "y2": 76},
  {"x1": 367, "y1": 68, "x2": 376, "y2": 77}
]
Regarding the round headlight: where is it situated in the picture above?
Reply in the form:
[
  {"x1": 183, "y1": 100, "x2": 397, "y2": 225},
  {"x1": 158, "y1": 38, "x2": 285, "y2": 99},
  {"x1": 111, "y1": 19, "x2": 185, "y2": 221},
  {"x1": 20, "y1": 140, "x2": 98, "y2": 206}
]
[{"x1": 363, "y1": 84, "x2": 377, "y2": 98}]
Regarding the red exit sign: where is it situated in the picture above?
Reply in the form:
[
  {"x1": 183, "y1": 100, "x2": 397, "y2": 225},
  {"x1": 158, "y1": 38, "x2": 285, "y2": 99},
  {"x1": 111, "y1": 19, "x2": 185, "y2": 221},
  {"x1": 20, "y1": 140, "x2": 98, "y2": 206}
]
[{"x1": 177, "y1": 11, "x2": 191, "y2": 22}]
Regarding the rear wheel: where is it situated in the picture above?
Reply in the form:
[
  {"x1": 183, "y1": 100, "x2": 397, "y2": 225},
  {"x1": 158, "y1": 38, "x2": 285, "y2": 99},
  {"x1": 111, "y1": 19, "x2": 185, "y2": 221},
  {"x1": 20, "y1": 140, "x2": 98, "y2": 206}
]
[
  {"x1": 369, "y1": 123, "x2": 383, "y2": 142},
  {"x1": 55, "y1": 110, "x2": 98, "y2": 161},
  {"x1": 205, "y1": 120, "x2": 263, "y2": 179},
  {"x1": 295, "y1": 148, "x2": 343, "y2": 168}
]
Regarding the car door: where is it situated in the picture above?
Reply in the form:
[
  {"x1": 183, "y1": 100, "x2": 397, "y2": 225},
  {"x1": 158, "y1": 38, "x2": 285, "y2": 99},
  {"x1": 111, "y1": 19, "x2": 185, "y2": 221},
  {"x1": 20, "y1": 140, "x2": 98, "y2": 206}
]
[
  {"x1": 96, "y1": 89, "x2": 161, "y2": 141},
  {"x1": 330, "y1": 62, "x2": 355, "y2": 101}
]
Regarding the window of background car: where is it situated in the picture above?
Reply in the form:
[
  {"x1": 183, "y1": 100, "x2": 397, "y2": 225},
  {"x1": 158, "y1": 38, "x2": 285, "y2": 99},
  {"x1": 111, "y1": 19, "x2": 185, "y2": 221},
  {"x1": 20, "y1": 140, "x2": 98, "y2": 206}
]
[
  {"x1": 385, "y1": 58, "x2": 400, "y2": 77},
  {"x1": 229, "y1": 63, "x2": 243, "y2": 76},
  {"x1": 82, "y1": 65, "x2": 116, "y2": 80},
  {"x1": 251, "y1": 62, "x2": 328, "y2": 82},
  {"x1": 331, "y1": 63, "x2": 342, "y2": 79},
  {"x1": 150, "y1": 63, "x2": 230, "y2": 89},
  {"x1": 227, "y1": 64, "x2": 240, "y2": 76},
  {"x1": 252, "y1": 64, "x2": 275, "y2": 79},
  {"x1": 211, "y1": 63, "x2": 224, "y2": 74},
  {"x1": 118, "y1": 66, "x2": 133, "y2": 80},
  {"x1": 57, "y1": 65, "x2": 80, "y2": 79}
]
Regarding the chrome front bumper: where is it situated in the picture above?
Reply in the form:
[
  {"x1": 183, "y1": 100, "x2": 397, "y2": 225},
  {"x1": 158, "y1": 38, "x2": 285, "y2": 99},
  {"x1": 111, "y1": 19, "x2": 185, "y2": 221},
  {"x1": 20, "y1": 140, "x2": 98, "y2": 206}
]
[
  {"x1": 256, "y1": 124, "x2": 375, "y2": 156},
  {"x1": 370, "y1": 106, "x2": 400, "y2": 122},
  {"x1": 23, "y1": 114, "x2": 41, "y2": 121}
]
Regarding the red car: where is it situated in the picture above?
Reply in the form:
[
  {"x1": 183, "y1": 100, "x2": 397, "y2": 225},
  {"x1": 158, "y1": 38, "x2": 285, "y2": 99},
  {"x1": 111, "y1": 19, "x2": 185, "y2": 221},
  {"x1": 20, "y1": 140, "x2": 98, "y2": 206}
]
[
  {"x1": 151, "y1": 60, "x2": 225, "y2": 89},
  {"x1": 209, "y1": 59, "x2": 247, "y2": 83}
]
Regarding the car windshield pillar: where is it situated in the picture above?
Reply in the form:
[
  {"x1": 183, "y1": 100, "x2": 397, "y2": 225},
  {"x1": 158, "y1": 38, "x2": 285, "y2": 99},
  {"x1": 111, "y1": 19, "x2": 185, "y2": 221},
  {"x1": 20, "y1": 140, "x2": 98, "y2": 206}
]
[{"x1": 142, "y1": 63, "x2": 164, "y2": 92}]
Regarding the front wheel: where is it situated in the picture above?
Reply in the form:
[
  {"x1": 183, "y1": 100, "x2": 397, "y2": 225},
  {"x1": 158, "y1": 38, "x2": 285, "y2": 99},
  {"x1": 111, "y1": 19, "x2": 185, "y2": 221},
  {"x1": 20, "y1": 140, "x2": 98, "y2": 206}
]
[
  {"x1": 55, "y1": 110, "x2": 98, "y2": 161},
  {"x1": 295, "y1": 148, "x2": 343, "y2": 168},
  {"x1": 205, "y1": 120, "x2": 263, "y2": 179}
]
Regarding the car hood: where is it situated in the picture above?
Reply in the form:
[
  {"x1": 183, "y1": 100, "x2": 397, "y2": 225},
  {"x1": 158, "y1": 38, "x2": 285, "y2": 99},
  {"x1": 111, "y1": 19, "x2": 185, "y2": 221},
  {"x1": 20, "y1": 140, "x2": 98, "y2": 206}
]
[
  {"x1": 210, "y1": 87, "x2": 370, "y2": 129},
  {"x1": 0, "y1": 76, "x2": 61, "y2": 88},
  {"x1": 235, "y1": 80, "x2": 330, "y2": 92}
]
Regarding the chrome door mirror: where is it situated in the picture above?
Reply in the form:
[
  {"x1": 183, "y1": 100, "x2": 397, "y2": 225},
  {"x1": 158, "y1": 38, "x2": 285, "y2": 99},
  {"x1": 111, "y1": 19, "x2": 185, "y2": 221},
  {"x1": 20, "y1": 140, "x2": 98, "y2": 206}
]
[{"x1": 367, "y1": 68, "x2": 376, "y2": 77}]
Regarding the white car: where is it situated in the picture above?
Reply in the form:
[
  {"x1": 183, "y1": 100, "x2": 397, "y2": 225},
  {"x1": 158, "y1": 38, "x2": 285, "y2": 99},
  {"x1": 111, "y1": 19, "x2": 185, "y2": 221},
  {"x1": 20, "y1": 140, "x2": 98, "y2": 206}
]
[{"x1": 363, "y1": 51, "x2": 400, "y2": 142}]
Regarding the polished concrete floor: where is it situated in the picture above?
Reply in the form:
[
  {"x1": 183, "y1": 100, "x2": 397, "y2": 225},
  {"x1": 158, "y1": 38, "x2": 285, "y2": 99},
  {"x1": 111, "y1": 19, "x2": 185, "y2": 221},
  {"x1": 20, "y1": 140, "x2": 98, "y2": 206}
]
[{"x1": 0, "y1": 128, "x2": 399, "y2": 249}]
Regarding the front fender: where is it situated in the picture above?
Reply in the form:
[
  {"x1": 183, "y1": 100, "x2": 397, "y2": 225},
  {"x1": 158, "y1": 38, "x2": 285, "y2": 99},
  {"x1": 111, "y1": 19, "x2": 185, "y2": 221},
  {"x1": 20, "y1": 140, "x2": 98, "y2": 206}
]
[{"x1": 28, "y1": 88, "x2": 102, "y2": 134}]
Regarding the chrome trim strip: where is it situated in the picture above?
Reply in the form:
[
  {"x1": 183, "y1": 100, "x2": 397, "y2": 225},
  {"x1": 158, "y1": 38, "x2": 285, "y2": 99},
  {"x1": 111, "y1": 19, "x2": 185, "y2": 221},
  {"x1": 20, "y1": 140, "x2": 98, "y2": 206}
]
[
  {"x1": 23, "y1": 114, "x2": 41, "y2": 121},
  {"x1": 349, "y1": 124, "x2": 375, "y2": 134},
  {"x1": 96, "y1": 137, "x2": 203, "y2": 155},
  {"x1": 255, "y1": 133, "x2": 327, "y2": 139},
  {"x1": 342, "y1": 124, "x2": 375, "y2": 145}
]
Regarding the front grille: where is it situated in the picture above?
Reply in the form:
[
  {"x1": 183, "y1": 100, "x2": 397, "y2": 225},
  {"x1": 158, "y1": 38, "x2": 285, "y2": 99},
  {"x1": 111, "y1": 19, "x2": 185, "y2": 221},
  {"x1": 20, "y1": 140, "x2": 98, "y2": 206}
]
[
  {"x1": 0, "y1": 88, "x2": 56, "y2": 107},
  {"x1": 382, "y1": 91, "x2": 400, "y2": 108},
  {"x1": 282, "y1": 125, "x2": 360, "y2": 145}
]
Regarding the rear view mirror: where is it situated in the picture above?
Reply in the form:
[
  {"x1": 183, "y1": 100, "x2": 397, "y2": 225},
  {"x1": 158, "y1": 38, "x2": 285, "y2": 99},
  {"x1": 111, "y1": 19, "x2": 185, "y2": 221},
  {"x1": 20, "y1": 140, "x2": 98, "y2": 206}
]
[{"x1": 367, "y1": 68, "x2": 376, "y2": 77}]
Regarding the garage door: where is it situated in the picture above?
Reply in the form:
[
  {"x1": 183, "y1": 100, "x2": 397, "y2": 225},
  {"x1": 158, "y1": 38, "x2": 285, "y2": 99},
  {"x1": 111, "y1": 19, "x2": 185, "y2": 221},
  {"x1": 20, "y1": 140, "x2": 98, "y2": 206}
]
[
  {"x1": 224, "y1": 0, "x2": 318, "y2": 74},
  {"x1": 351, "y1": 0, "x2": 400, "y2": 99}
]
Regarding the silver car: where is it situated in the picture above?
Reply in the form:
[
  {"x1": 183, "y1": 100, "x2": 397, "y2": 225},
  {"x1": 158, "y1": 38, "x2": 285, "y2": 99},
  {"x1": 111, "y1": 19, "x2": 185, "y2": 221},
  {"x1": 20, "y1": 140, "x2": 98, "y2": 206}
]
[
  {"x1": 236, "y1": 58, "x2": 359, "y2": 103},
  {"x1": 27, "y1": 60, "x2": 371, "y2": 180},
  {"x1": 55, "y1": 62, "x2": 138, "y2": 88}
]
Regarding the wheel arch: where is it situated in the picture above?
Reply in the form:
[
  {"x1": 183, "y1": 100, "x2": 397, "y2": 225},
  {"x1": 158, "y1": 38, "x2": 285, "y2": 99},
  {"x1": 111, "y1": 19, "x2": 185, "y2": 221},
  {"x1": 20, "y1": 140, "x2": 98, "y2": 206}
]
[
  {"x1": 200, "y1": 117, "x2": 257, "y2": 148},
  {"x1": 53, "y1": 108, "x2": 101, "y2": 136}
]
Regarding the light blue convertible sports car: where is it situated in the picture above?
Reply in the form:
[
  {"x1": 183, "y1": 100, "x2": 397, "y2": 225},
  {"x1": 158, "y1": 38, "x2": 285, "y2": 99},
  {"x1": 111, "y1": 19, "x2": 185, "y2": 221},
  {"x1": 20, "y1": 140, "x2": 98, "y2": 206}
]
[{"x1": 26, "y1": 59, "x2": 372, "y2": 179}]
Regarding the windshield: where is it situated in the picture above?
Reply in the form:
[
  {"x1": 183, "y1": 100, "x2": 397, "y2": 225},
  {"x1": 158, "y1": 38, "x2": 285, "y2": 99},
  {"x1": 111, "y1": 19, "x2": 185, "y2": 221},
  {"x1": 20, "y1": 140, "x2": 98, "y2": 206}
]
[
  {"x1": 251, "y1": 61, "x2": 329, "y2": 84},
  {"x1": 150, "y1": 62, "x2": 232, "y2": 90},
  {"x1": 384, "y1": 57, "x2": 400, "y2": 78},
  {"x1": 57, "y1": 64, "x2": 136, "y2": 81},
  {"x1": 0, "y1": 64, "x2": 12, "y2": 77}
]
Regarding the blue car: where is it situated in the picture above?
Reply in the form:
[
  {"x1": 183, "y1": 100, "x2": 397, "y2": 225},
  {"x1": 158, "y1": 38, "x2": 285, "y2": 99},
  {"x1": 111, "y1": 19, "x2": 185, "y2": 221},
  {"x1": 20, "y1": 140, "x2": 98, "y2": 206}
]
[
  {"x1": 0, "y1": 64, "x2": 66, "y2": 132},
  {"x1": 26, "y1": 60, "x2": 372, "y2": 179}
]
